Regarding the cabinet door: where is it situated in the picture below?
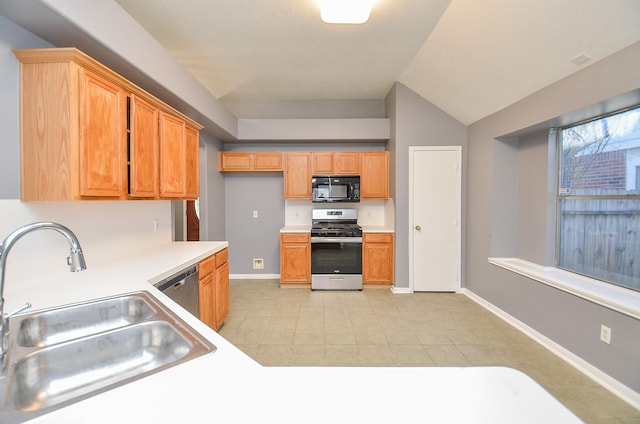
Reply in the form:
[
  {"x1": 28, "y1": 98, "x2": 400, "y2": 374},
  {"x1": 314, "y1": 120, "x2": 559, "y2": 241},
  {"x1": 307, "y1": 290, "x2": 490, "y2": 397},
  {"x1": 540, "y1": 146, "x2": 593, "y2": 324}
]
[
  {"x1": 199, "y1": 273, "x2": 215, "y2": 329},
  {"x1": 215, "y1": 261, "x2": 230, "y2": 329},
  {"x1": 334, "y1": 152, "x2": 360, "y2": 175},
  {"x1": 159, "y1": 112, "x2": 186, "y2": 198},
  {"x1": 360, "y1": 151, "x2": 389, "y2": 198},
  {"x1": 284, "y1": 152, "x2": 312, "y2": 198},
  {"x1": 219, "y1": 152, "x2": 253, "y2": 171},
  {"x1": 129, "y1": 95, "x2": 159, "y2": 198},
  {"x1": 185, "y1": 126, "x2": 199, "y2": 199},
  {"x1": 312, "y1": 152, "x2": 333, "y2": 175},
  {"x1": 363, "y1": 233, "x2": 394, "y2": 283},
  {"x1": 79, "y1": 68, "x2": 127, "y2": 197},
  {"x1": 254, "y1": 152, "x2": 283, "y2": 170},
  {"x1": 280, "y1": 233, "x2": 311, "y2": 283}
]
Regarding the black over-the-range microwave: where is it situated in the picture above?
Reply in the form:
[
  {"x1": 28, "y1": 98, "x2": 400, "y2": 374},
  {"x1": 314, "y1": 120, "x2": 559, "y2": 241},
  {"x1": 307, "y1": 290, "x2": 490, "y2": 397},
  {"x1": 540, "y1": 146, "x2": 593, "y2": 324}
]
[{"x1": 311, "y1": 175, "x2": 360, "y2": 203}]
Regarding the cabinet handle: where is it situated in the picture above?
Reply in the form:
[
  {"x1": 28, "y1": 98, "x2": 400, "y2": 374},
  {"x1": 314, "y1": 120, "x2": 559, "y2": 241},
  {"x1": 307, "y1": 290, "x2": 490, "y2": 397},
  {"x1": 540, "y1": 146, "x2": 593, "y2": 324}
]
[{"x1": 415, "y1": 225, "x2": 421, "y2": 231}]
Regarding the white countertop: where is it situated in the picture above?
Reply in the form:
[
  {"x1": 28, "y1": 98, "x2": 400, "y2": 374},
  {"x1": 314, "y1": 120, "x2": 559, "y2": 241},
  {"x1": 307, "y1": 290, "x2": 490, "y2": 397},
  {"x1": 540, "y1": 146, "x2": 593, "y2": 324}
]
[{"x1": 5, "y1": 242, "x2": 579, "y2": 423}]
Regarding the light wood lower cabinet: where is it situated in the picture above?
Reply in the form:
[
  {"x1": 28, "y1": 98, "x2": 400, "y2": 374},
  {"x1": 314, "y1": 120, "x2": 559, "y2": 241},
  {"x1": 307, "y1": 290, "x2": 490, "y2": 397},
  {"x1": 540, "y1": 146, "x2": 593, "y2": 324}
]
[
  {"x1": 280, "y1": 233, "x2": 311, "y2": 284},
  {"x1": 363, "y1": 233, "x2": 394, "y2": 283},
  {"x1": 199, "y1": 248, "x2": 229, "y2": 330}
]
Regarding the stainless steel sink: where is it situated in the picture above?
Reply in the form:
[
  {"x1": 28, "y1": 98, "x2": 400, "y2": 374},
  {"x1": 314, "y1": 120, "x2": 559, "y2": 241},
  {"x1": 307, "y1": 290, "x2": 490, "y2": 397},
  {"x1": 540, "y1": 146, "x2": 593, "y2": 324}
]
[
  {"x1": 17, "y1": 294, "x2": 157, "y2": 347},
  {"x1": 0, "y1": 291, "x2": 216, "y2": 423}
]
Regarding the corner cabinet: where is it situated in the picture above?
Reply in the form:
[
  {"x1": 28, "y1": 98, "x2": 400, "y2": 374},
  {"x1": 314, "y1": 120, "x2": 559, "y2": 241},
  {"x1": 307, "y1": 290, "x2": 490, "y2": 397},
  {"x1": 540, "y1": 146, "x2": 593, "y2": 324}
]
[
  {"x1": 363, "y1": 233, "x2": 394, "y2": 284},
  {"x1": 14, "y1": 48, "x2": 202, "y2": 201},
  {"x1": 199, "y1": 248, "x2": 229, "y2": 331},
  {"x1": 280, "y1": 233, "x2": 311, "y2": 285}
]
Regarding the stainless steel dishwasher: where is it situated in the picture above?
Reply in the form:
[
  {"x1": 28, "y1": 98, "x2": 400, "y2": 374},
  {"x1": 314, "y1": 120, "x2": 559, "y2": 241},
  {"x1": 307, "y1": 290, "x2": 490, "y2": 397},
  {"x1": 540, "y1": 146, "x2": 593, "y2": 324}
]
[{"x1": 154, "y1": 265, "x2": 199, "y2": 318}]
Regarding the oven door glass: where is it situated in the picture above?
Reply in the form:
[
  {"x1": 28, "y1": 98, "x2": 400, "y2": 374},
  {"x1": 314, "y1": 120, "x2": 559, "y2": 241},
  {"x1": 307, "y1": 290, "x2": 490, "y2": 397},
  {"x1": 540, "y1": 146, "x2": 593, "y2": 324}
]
[{"x1": 311, "y1": 241, "x2": 362, "y2": 274}]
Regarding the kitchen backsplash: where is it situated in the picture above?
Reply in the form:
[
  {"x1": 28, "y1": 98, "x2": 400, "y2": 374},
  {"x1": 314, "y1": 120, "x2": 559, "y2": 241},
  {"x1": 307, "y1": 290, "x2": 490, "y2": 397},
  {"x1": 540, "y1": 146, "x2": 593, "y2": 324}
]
[{"x1": 284, "y1": 198, "x2": 394, "y2": 227}]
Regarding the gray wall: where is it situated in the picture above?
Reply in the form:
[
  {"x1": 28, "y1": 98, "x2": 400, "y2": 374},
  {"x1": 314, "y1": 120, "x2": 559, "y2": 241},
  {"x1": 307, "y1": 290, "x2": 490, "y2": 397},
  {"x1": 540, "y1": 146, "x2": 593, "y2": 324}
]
[
  {"x1": 224, "y1": 173, "x2": 284, "y2": 274},
  {"x1": 386, "y1": 82, "x2": 468, "y2": 288},
  {"x1": 199, "y1": 131, "x2": 226, "y2": 241},
  {"x1": 515, "y1": 130, "x2": 555, "y2": 264},
  {"x1": 466, "y1": 41, "x2": 640, "y2": 393}
]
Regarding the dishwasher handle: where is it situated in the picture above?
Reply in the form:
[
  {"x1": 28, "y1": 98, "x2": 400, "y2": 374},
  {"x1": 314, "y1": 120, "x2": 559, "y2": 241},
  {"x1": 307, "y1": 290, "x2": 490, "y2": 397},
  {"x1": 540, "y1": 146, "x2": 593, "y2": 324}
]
[{"x1": 155, "y1": 265, "x2": 198, "y2": 292}]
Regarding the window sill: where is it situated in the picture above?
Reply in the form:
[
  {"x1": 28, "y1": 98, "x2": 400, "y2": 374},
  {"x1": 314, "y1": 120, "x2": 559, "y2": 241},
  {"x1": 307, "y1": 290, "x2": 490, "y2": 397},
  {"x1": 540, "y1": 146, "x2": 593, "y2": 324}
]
[{"x1": 488, "y1": 258, "x2": 640, "y2": 320}]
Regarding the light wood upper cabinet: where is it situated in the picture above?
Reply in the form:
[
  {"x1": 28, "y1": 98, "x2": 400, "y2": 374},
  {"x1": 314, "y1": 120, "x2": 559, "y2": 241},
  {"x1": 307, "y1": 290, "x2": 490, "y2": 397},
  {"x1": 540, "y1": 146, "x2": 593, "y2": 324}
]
[
  {"x1": 254, "y1": 152, "x2": 282, "y2": 170},
  {"x1": 311, "y1": 152, "x2": 334, "y2": 175},
  {"x1": 159, "y1": 112, "x2": 186, "y2": 198},
  {"x1": 18, "y1": 56, "x2": 127, "y2": 200},
  {"x1": 360, "y1": 151, "x2": 389, "y2": 198},
  {"x1": 218, "y1": 151, "x2": 282, "y2": 171},
  {"x1": 284, "y1": 152, "x2": 312, "y2": 198},
  {"x1": 79, "y1": 68, "x2": 128, "y2": 197},
  {"x1": 311, "y1": 151, "x2": 359, "y2": 175},
  {"x1": 129, "y1": 95, "x2": 159, "y2": 198},
  {"x1": 185, "y1": 126, "x2": 200, "y2": 199},
  {"x1": 219, "y1": 152, "x2": 253, "y2": 171},
  {"x1": 15, "y1": 48, "x2": 202, "y2": 201},
  {"x1": 334, "y1": 152, "x2": 360, "y2": 174}
]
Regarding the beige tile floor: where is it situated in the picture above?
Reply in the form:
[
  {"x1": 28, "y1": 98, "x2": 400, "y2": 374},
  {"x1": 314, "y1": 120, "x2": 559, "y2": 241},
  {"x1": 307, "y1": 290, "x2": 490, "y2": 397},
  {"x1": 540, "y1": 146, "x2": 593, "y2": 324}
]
[{"x1": 218, "y1": 279, "x2": 640, "y2": 423}]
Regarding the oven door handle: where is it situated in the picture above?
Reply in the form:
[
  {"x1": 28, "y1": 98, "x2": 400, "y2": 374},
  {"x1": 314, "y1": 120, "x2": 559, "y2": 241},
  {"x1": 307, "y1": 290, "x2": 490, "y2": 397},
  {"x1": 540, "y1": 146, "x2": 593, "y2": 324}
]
[{"x1": 311, "y1": 237, "x2": 362, "y2": 243}]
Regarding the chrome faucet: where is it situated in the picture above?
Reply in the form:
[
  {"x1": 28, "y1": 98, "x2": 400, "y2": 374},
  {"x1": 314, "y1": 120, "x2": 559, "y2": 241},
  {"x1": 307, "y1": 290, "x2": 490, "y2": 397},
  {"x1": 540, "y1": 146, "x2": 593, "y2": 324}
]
[{"x1": 0, "y1": 222, "x2": 87, "y2": 357}]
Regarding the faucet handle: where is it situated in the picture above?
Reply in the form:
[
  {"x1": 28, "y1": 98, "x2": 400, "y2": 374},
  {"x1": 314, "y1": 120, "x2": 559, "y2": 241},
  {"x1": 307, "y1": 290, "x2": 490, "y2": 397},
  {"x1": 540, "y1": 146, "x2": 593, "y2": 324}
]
[{"x1": 4, "y1": 302, "x2": 31, "y2": 319}]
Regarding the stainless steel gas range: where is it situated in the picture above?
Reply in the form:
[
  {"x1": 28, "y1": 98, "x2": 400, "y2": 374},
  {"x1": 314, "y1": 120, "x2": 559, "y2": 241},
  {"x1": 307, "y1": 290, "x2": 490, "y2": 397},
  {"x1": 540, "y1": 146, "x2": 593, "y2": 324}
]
[{"x1": 310, "y1": 208, "x2": 363, "y2": 290}]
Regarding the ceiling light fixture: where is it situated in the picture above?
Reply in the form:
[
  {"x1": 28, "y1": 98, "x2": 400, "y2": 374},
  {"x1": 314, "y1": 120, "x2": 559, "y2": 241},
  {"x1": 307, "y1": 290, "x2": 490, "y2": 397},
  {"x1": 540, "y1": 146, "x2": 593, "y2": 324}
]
[{"x1": 317, "y1": 0, "x2": 375, "y2": 24}]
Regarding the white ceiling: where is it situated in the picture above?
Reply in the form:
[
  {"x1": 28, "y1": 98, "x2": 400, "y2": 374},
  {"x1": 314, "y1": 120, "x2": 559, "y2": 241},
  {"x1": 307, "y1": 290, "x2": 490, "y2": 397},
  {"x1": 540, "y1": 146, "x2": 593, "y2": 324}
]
[{"x1": 115, "y1": 0, "x2": 640, "y2": 125}]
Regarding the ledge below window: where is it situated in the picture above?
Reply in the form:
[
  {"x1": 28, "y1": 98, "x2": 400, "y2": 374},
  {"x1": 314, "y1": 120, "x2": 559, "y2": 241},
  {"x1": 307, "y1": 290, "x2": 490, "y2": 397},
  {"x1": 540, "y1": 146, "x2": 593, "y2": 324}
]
[{"x1": 488, "y1": 258, "x2": 640, "y2": 320}]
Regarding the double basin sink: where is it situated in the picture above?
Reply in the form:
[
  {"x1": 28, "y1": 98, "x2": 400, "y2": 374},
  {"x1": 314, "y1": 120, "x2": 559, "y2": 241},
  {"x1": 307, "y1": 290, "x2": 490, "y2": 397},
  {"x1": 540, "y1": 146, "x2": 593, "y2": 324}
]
[{"x1": 0, "y1": 291, "x2": 216, "y2": 423}]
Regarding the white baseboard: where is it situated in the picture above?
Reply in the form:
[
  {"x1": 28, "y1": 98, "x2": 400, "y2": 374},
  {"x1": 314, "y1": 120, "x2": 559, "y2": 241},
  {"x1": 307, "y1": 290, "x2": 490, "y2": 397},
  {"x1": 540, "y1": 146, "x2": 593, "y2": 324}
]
[
  {"x1": 462, "y1": 288, "x2": 640, "y2": 411},
  {"x1": 230, "y1": 273, "x2": 280, "y2": 280},
  {"x1": 391, "y1": 285, "x2": 412, "y2": 294}
]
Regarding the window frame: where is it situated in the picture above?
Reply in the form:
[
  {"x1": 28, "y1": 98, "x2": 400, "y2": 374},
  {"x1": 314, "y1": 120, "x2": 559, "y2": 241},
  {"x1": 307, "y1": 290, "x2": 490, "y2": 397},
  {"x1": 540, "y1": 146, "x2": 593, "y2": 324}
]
[{"x1": 554, "y1": 105, "x2": 640, "y2": 292}]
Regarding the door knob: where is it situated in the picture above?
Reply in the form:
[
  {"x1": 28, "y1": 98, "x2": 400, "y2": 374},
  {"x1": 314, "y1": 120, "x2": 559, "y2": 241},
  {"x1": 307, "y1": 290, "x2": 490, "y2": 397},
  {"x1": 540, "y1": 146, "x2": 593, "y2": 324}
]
[{"x1": 415, "y1": 225, "x2": 421, "y2": 231}]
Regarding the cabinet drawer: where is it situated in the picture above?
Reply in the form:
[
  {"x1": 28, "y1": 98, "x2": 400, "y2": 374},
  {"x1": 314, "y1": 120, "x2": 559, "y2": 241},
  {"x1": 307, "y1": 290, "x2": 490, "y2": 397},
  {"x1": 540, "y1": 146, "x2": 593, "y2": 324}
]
[
  {"x1": 215, "y1": 248, "x2": 228, "y2": 267},
  {"x1": 281, "y1": 233, "x2": 310, "y2": 243},
  {"x1": 364, "y1": 233, "x2": 393, "y2": 243},
  {"x1": 199, "y1": 254, "x2": 216, "y2": 277}
]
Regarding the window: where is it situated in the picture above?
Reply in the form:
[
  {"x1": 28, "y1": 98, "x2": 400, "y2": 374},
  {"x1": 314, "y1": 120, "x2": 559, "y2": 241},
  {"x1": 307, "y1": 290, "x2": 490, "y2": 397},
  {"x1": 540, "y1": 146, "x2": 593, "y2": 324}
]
[{"x1": 557, "y1": 106, "x2": 640, "y2": 291}]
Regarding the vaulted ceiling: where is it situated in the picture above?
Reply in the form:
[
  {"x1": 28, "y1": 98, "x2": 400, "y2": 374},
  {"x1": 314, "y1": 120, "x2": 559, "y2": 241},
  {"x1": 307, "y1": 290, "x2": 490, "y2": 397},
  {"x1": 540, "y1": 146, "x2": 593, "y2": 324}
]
[{"x1": 114, "y1": 0, "x2": 640, "y2": 124}]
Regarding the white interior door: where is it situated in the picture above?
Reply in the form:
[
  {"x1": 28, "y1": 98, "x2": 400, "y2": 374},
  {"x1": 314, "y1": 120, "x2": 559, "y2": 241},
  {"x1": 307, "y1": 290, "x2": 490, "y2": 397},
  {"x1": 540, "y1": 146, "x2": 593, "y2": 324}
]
[{"x1": 410, "y1": 146, "x2": 461, "y2": 292}]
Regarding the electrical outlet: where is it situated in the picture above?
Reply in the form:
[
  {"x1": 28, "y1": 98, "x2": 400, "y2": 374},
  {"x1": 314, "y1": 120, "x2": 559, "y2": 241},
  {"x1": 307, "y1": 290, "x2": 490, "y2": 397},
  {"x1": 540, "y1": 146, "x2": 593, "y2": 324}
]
[
  {"x1": 252, "y1": 258, "x2": 264, "y2": 269},
  {"x1": 253, "y1": 210, "x2": 258, "y2": 218},
  {"x1": 600, "y1": 325, "x2": 611, "y2": 344},
  {"x1": 153, "y1": 219, "x2": 159, "y2": 233}
]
